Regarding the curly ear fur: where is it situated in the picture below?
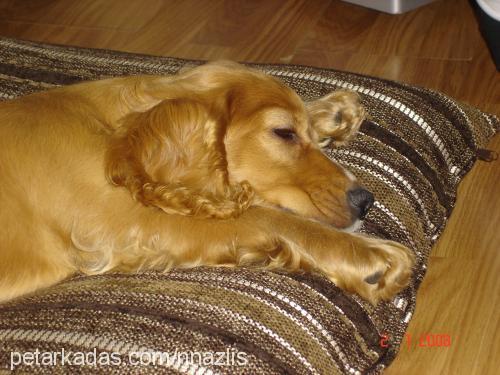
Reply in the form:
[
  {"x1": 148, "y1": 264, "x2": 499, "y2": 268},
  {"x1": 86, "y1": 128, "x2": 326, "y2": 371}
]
[
  {"x1": 306, "y1": 90, "x2": 366, "y2": 148},
  {"x1": 105, "y1": 97, "x2": 254, "y2": 218}
]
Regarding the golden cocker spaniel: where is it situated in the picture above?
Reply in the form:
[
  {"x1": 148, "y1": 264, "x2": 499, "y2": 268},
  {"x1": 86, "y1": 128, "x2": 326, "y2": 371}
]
[{"x1": 0, "y1": 61, "x2": 414, "y2": 304}]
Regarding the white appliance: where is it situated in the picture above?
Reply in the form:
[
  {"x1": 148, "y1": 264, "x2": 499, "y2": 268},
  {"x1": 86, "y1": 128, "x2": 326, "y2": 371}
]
[
  {"x1": 477, "y1": 0, "x2": 500, "y2": 21},
  {"x1": 342, "y1": 0, "x2": 436, "y2": 14}
]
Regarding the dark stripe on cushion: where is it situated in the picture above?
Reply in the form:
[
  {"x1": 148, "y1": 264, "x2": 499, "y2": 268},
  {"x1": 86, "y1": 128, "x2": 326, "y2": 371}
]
[
  {"x1": 0, "y1": 62, "x2": 84, "y2": 85},
  {"x1": 361, "y1": 120, "x2": 451, "y2": 212}
]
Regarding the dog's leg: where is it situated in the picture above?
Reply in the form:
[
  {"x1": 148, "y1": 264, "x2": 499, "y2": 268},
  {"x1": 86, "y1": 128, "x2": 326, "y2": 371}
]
[
  {"x1": 0, "y1": 239, "x2": 74, "y2": 303},
  {"x1": 115, "y1": 205, "x2": 414, "y2": 305},
  {"x1": 233, "y1": 207, "x2": 415, "y2": 305}
]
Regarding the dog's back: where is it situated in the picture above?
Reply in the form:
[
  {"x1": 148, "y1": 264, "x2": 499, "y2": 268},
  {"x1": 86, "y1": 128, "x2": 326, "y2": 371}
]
[{"x1": 0, "y1": 88, "x2": 117, "y2": 301}]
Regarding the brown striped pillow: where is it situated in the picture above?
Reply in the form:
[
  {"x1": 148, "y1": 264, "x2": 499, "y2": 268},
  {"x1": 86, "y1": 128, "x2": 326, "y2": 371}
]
[{"x1": 0, "y1": 37, "x2": 498, "y2": 375}]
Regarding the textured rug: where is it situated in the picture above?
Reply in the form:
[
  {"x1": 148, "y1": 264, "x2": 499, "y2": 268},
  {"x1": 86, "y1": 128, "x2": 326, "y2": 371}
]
[{"x1": 0, "y1": 37, "x2": 498, "y2": 374}]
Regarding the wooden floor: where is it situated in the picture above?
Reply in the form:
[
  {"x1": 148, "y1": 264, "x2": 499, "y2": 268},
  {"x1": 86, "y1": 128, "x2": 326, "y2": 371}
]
[{"x1": 0, "y1": 0, "x2": 498, "y2": 373}]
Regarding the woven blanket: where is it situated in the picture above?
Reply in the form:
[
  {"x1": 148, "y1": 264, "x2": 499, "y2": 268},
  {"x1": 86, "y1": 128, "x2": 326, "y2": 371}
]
[{"x1": 0, "y1": 37, "x2": 498, "y2": 374}]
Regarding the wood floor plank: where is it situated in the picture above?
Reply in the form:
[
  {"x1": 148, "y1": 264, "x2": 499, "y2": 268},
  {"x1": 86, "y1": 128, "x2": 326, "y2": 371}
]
[
  {"x1": 176, "y1": 0, "x2": 331, "y2": 62},
  {"x1": 0, "y1": 20, "x2": 132, "y2": 49},
  {"x1": 284, "y1": 0, "x2": 378, "y2": 54},
  {"x1": 0, "y1": 0, "x2": 164, "y2": 32}
]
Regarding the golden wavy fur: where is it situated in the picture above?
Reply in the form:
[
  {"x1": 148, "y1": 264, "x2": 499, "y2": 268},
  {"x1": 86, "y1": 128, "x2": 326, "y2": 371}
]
[{"x1": 0, "y1": 61, "x2": 414, "y2": 304}]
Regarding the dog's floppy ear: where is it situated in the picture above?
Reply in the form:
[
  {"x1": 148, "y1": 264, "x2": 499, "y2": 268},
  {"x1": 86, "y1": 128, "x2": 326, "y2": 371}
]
[
  {"x1": 306, "y1": 90, "x2": 366, "y2": 148},
  {"x1": 105, "y1": 91, "x2": 254, "y2": 219}
]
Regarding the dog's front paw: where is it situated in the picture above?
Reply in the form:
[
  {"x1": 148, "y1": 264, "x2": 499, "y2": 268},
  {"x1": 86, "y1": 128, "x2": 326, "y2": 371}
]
[
  {"x1": 327, "y1": 236, "x2": 415, "y2": 305},
  {"x1": 307, "y1": 90, "x2": 366, "y2": 147},
  {"x1": 363, "y1": 238, "x2": 415, "y2": 304}
]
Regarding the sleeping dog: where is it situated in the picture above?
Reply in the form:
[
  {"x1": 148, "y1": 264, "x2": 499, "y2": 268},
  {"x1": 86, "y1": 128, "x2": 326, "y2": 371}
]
[{"x1": 0, "y1": 61, "x2": 414, "y2": 304}]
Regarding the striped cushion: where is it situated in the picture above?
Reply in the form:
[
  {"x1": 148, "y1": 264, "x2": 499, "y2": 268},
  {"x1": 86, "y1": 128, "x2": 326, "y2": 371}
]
[{"x1": 0, "y1": 37, "x2": 498, "y2": 374}]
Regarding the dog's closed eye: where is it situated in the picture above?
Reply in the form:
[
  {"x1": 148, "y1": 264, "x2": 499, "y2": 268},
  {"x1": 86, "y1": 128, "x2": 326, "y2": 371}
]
[{"x1": 273, "y1": 128, "x2": 297, "y2": 142}]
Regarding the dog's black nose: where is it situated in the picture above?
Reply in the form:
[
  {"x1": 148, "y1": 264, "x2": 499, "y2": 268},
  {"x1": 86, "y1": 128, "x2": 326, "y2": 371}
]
[{"x1": 347, "y1": 187, "x2": 374, "y2": 219}]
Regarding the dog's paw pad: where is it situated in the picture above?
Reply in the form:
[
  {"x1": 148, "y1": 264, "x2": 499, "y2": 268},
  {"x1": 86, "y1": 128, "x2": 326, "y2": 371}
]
[{"x1": 364, "y1": 271, "x2": 383, "y2": 284}]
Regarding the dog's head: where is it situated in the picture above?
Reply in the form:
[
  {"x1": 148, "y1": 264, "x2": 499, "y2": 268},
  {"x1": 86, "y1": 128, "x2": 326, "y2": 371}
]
[
  {"x1": 108, "y1": 61, "x2": 371, "y2": 229},
  {"x1": 211, "y1": 63, "x2": 370, "y2": 229}
]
